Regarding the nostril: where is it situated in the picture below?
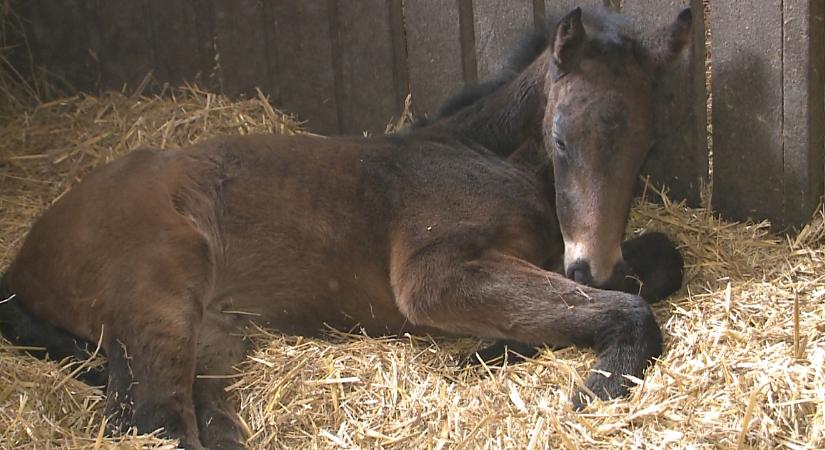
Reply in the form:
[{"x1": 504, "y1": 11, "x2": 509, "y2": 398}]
[
  {"x1": 572, "y1": 268, "x2": 588, "y2": 284},
  {"x1": 565, "y1": 260, "x2": 593, "y2": 286}
]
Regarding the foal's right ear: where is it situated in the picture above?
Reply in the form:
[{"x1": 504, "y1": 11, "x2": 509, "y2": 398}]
[
  {"x1": 552, "y1": 7, "x2": 586, "y2": 69},
  {"x1": 641, "y1": 8, "x2": 692, "y2": 73}
]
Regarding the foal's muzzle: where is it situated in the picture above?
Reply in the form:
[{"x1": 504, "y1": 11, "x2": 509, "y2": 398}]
[{"x1": 565, "y1": 259, "x2": 631, "y2": 290}]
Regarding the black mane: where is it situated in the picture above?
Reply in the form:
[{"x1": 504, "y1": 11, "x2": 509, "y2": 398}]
[
  {"x1": 410, "y1": 24, "x2": 549, "y2": 129},
  {"x1": 410, "y1": 7, "x2": 636, "y2": 128}
]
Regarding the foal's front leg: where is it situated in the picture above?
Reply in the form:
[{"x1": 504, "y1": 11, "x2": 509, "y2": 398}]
[
  {"x1": 392, "y1": 250, "x2": 663, "y2": 407},
  {"x1": 467, "y1": 231, "x2": 682, "y2": 367}
]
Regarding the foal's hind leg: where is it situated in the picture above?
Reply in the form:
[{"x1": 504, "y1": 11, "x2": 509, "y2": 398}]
[
  {"x1": 192, "y1": 312, "x2": 250, "y2": 449},
  {"x1": 103, "y1": 290, "x2": 205, "y2": 449},
  {"x1": 100, "y1": 236, "x2": 214, "y2": 448},
  {"x1": 393, "y1": 250, "x2": 662, "y2": 408}
]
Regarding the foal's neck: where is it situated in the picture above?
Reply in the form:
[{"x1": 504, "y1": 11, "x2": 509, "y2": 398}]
[{"x1": 435, "y1": 52, "x2": 550, "y2": 158}]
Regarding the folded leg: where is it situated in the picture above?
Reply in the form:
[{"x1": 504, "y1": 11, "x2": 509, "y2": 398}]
[{"x1": 392, "y1": 249, "x2": 662, "y2": 407}]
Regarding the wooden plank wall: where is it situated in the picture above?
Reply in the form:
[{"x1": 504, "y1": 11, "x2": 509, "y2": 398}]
[
  {"x1": 269, "y1": 1, "x2": 338, "y2": 135},
  {"x1": 712, "y1": 0, "x2": 824, "y2": 230},
  {"x1": 333, "y1": 0, "x2": 402, "y2": 134},
  {"x1": 213, "y1": 1, "x2": 272, "y2": 98},
  {"x1": 27, "y1": 0, "x2": 99, "y2": 92},
  {"x1": 21, "y1": 1, "x2": 825, "y2": 229},
  {"x1": 472, "y1": 0, "x2": 533, "y2": 81},
  {"x1": 403, "y1": 0, "x2": 465, "y2": 117},
  {"x1": 148, "y1": 0, "x2": 206, "y2": 87}
]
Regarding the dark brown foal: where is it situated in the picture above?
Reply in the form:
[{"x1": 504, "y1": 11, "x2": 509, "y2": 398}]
[{"x1": 0, "y1": 6, "x2": 691, "y2": 448}]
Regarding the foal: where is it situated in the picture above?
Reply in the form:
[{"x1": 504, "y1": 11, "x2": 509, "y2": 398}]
[{"x1": 0, "y1": 7, "x2": 691, "y2": 449}]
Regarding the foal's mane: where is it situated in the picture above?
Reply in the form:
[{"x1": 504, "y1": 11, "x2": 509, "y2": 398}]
[
  {"x1": 411, "y1": 7, "x2": 637, "y2": 128},
  {"x1": 410, "y1": 26, "x2": 550, "y2": 128}
]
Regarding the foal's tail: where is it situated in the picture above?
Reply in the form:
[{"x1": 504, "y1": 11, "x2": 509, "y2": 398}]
[{"x1": 0, "y1": 272, "x2": 107, "y2": 386}]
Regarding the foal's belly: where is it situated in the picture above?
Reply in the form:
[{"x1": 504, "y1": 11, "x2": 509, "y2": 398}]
[
  {"x1": 212, "y1": 254, "x2": 415, "y2": 337},
  {"x1": 214, "y1": 291, "x2": 416, "y2": 338}
]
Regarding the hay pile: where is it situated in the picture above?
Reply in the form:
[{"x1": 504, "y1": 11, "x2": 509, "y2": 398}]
[{"x1": 1, "y1": 87, "x2": 823, "y2": 449}]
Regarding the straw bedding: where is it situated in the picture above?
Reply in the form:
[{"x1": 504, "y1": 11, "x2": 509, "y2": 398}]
[{"x1": 1, "y1": 2, "x2": 823, "y2": 444}]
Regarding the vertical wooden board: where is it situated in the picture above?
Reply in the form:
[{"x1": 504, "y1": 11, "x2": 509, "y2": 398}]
[
  {"x1": 532, "y1": 0, "x2": 547, "y2": 26},
  {"x1": 333, "y1": 1, "x2": 399, "y2": 135},
  {"x1": 781, "y1": 0, "x2": 824, "y2": 229},
  {"x1": 213, "y1": 0, "x2": 271, "y2": 98},
  {"x1": 472, "y1": 0, "x2": 533, "y2": 81},
  {"x1": 388, "y1": 0, "x2": 411, "y2": 111},
  {"x1": 544, "y1": 0, "x2": 608, "y2": 23},
  {"x1": 403, "y1": 0, "x2": 464, "y2": 117},
  {"x1": 623, "y1": 0, "x2": 707, "y2": 206},
  {"x1": 711, "y1": 0, "x2": 784, "y2": 225},
  {"x1": 190, "y1": 0, "x2": 219, "y2": 89},
  {"x1": 458, "y1": 0, "x2": 477, "y2": 86},
  {"x1": 28, "y1": 0, "x2": 99, "y2": 92},
  {"x1": 95, "y1": 0, "x2": 156, "y2": 92},
  {"x1": 269, "y1": 1, "x2": 339, "y2": 135},
  {"x1": 146, "y1": 0, "x2": 201, "y2": 86}
]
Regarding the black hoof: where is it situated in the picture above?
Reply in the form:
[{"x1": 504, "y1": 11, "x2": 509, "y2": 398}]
[
  {"x1": 571, "y1": 370, "x2": 632, "y2": 411},
  {"x1": 621, "y1": 232, "x2": 684, "y2": 303},
  {"x1": 461, "y1": 340, "x2": 540, "y2": 368}
]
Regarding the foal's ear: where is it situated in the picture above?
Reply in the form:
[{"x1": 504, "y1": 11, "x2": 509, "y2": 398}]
[
  {"x1": 552, "y1": 7, "x2": 586, "y2": 69},
  {"x1": 642, "y1": 8, "x2": 692, "y2": 72}
]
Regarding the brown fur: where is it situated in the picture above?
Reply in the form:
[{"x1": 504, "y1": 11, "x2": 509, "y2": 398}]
[{"x1": 1, "y1": 7, "x2": 691, "y2": 449}]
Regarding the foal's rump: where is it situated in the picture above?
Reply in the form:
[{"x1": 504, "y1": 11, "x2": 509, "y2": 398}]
[
  {"x1": 2, "y1": 145, "x2": 224, "y2": 342},
  {"x1": 0, "y1": 145, "x2": 222, "y2": 391}
]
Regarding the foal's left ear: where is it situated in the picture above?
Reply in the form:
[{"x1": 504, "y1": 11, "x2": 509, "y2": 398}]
[
  {"x1": 553, "y1": 7, "x2": 586, "y2": 69},
  {"x1": 642, "y1": 8, "x2": 692, "y2": 72}
]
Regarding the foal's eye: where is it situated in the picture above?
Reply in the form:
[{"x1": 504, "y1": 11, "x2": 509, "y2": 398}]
[{"x1": 554, "y1": 138, "x2": 566, "y2": 152}]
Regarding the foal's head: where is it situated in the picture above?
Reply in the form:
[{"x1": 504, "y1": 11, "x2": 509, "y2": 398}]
[{"x1": 544, "y1": 8, "x2": 691, "y2": 289}]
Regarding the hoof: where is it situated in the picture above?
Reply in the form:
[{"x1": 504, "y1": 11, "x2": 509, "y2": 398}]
[{"x1": 460, "y1": 341, "x2": 540, "y2": 368}]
